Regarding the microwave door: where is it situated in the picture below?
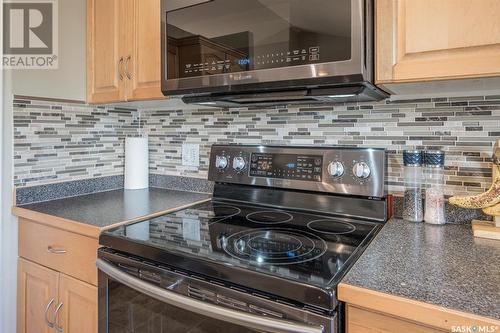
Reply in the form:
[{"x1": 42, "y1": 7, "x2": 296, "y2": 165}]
[
  {"x1": 162, "y1": 0, "x2": 369, "y2": 95},
  {"x1": 163, "y1": 0, "x2": 211, "y2": 12}
]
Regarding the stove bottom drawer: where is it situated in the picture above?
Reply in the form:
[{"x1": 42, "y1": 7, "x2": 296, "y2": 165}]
[{"x1": 97, "y1": 251, "x2": 337, "y2": 333}]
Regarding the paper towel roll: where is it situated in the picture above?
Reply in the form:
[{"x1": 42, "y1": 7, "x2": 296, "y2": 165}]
[{"x1": 124, "y1": 137, "x2": 149, "y2": 190}]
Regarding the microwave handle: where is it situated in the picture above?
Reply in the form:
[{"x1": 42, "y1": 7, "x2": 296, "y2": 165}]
[{"x1": 97, "y1": 259, "x2": 324, "y2": 333}]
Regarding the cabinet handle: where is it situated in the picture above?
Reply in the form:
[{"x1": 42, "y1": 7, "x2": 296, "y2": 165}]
[
  {"x1": 44, "y1": 298, "x2": 55, "y2": 328},
  {"x1": 118, "y1": 56, "x2": 124, "y2": 81},
  {"x1": 125, "y1": 55, "x2": 132, "y2": 80},
  {"x1": 47, "y1": 246, "x2": 67, "y2": 254},
  {"x1": 53, "y1": 302, "x2": 64, "y2": 333}
]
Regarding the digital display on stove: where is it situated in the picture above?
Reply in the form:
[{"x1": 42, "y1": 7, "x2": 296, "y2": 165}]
[{"x1": 249, "y1": 153, "x2": 322, "y2": 181}]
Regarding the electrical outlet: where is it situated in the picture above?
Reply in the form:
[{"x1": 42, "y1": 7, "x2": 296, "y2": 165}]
[{"x1": 182, "y1": 143, "x2": 200, "y2": 167}]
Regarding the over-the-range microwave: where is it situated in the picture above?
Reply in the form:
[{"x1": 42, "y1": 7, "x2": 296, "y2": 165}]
[{"x1": 161, "y1": 0, "x2": 388, "y2": 107}]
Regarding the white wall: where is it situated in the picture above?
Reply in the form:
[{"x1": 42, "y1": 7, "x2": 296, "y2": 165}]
[
  {"x1": 1, "y1": 2, "x2": 17, "y2": 332},
  {"x1": 1, "y1": 0, "x2": 86, "y2": 329},
  {"x1": 12, "y1": 0, "x2": 86, "y2": 101},
  {"x1": 1, "y1": 70, "x2": 16, "y2": 333},
  {"x1": 0, "y1": 0, "x2": 4, "y2": 326}
]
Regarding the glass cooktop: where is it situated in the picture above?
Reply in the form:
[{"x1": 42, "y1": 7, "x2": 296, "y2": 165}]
[{"x1": 100, "y1": 200, "x2": 380, "y2": 310}]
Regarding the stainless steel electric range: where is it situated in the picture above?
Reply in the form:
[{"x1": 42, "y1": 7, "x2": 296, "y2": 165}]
[{"x1": 97, "y1": 145, "x2": 387, "y2": 333}]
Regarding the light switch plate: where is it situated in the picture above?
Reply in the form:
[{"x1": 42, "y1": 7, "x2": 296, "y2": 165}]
[{"x1": 182, "y1": 143, "x2": 200, "y2": 167}]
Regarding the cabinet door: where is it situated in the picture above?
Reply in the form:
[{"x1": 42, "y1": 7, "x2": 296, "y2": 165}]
[
  {"x1": 127, "y1": 0, "x2": 165, "y2": 100},
  {"x1": 376, "y1": 0, "x2": 500, "y2": 84},
  {"x1": 57, "y1": 274, "x2": 98, "y2": 333},
  {"x1": 87, "y1": 0, "x2": 126, "y2": 103},
  {"x1": 18, "y1": 258, "x2": 59, "y2": 333}
]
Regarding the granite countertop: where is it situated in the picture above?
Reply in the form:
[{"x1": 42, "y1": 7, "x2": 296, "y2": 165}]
[
  {"x1": 341, "y1": 218, "x2": 500, "y2": 320},
  {"x1": 14, "y1": 188, "x2": 211, "y2": 231}
]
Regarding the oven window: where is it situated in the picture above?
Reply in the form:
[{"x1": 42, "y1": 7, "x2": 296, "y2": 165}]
[
  {"x1": 166, "y1": 0, "x2": 352, "y2": 79},
  {"x1": 107, "y1": 280, "x2": 262, "y2": 333}
]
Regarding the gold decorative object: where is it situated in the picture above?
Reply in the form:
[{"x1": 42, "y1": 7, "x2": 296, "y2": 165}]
[{"x1": 449, "y1": 140, "x2": 500, "y2": 240}]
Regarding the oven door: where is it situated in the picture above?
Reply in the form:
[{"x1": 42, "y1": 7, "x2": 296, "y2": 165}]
[
  {"x1": 161, "y1": 0, "x2": 371, "y2": 95},
  {"x1": 97, "y1": 252, "x2": 335, "y2": 333}
]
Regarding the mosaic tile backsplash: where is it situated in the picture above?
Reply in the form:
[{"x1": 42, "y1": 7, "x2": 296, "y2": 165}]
[
  {"x1": 13, "y1": 95, "x2": 500, "y2": 196},
  {"x1": 141, "y1": 95, "x2": 500, "y2": 195},
  {"x1": 13, "y1": 98, "x2": 138, "y2": 187}
]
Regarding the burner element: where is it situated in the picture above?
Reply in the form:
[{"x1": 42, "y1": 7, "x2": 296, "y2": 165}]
[
  {"x1": 307, "y1": 220, "x2": 356, "y2": 235},
  {"x1": 223, "y1": 228, "x2": 327, "y2": 265},
  {"x1": 247, "y1": 234, "x2": 303, "y2": 254},
  {"x1": 246, "y1": 211, "x2": 293, "y2": 224},
  {"x1": 211, "y1": 205, "x2": 241, "y2": 219}
]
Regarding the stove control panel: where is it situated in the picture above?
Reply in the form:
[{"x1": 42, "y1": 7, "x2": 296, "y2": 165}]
[
  {"x1": 208, "y1": 145, "x2": 386, "y2": 198},
  {"x1": 249, "y1": 153, "x2": 323, "y2": 182}
]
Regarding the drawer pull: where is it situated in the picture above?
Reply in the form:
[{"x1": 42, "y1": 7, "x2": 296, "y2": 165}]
[{"x1": 47, "y1": 246, "x2": 67, "y2": 254}]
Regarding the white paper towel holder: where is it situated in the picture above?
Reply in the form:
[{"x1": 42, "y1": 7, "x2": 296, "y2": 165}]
[{"x1": 124, "y1": 137, "x2": 149, "y2": 190}]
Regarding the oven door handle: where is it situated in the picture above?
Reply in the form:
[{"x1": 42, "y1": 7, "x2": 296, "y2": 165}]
[{"x1": 97, "y1": 259, "x2": 324, "y2": 333}]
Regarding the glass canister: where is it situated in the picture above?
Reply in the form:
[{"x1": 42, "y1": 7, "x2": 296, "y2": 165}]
[
  {"x1": 424, "y1": 150, "x2": 446, "y2": 225},
  {"x1": 402, "y1": 150, "x2": 424, "y2": 222}
]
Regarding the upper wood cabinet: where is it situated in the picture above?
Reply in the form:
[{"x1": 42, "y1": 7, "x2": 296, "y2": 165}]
[
  {"x1": 87, "y1": 0, "x2": 123, "y2": 103},
  {"x1": 128, "y1": 0, "x2": 164, "y2": 100},
  {"x1": 376, "y1": 0, "x2": 500, "y2": 84},
  {"x1": 87, "y1": 0, "x2": 163, "y2": 103}
]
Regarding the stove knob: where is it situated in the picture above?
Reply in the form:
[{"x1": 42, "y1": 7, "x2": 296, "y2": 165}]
[
  {"x1": 232, "y1": 156, "x2": 246, "y2": 172},
  {"x1": 327, "y1": 161, "x2": 344, "y2": 177},
  {"x1": 353, "y1": 162, "x2": 371, "y2": 179},
  {"x1": 217, "y1": 235, "x2": 227, "y2": 248},
  {"x1": 215, "y1": 155, "x2": 228, "y2": 170}
]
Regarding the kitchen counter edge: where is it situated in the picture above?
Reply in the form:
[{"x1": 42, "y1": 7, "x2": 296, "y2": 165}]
[{"x1": 12, "y1": 188, "x2": 212, "y2": 238}]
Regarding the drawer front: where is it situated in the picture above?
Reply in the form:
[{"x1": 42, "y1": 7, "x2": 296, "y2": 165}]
[
  {"x1": 346, "y1": 305, "x2": 445, "y2": 333},
  {"x1": 19, "y1": 218, "x2": 99, "y2": 286}
]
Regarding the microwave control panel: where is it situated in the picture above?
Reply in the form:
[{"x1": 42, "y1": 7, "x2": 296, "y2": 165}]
[{"x1": 180, "y1": 46, "x2": 321, "y2": 77}]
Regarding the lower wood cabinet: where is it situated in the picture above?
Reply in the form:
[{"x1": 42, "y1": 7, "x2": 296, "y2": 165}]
[
  {"x1": 346, "y1": 305, "x2": 444, "y2": 333},
  {"x1": 17, "y1": 259, "x2": 59, "y2": 333},
  {"x1": 17, "y1": 218, "x2": 99, "y2": 333},
  {"x1": 339, "y1": 284, "x2": 500, "y2": 333},
  {"x1": 58, "y1": 274, "x2": 98, "y2": 333},
  {"x1": 18, "y1": 258, "x2": 97, "y2": 333}
]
